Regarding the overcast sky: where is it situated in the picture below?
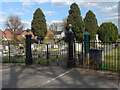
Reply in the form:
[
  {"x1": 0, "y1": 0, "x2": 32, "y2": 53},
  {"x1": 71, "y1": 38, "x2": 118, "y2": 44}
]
[{"x1": 0, "y1": 0, "x2": 120, "y2": 34}]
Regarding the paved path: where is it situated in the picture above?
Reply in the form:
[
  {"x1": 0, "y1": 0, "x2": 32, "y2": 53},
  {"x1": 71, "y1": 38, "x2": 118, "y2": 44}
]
[{"x1": 1, "y1": 64, "x2": 119, "y2": 88}]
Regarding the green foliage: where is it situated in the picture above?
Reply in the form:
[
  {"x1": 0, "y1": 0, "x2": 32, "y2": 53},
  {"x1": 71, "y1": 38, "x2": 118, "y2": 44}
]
[
  {"x1": 20, "y1": 37, "x2": 25, "y2": 42},
  {"x1": 32, "y1": 55, "x2": 67, "y2": 64},
  {"x1": 98, "y1": 22, "x2": 118, "y2": 42},
  {"x1": 84, "y1": 10, "x2": 98, "y2": 40},
  {"x1": 67, "y1": 3, "x2": 85, "y2": 41},
  {"x1": 2, "y1": 56, "x2": 25, "y2": 63},
  {"x1": 31, "y1": 8, "x2": 47, "y2": 40},
  {"x1": 0, "y1": 39, "x2": 2, "y2": 42},
  {"x1": 118, "y1": 34, "x2": 120, "y2": 38}
]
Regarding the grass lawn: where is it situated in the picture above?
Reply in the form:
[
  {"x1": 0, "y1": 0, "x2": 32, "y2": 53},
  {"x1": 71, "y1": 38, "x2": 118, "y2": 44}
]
[
  {"x1": 32, "y1": 54, "x2": 67, "y2": 64},
  {"x1": 2, "y1": 56, "x2": 25, "y2": 63}
]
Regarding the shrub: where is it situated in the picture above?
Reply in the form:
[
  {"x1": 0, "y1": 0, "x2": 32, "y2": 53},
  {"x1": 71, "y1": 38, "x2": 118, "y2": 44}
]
[{"x1": 98, "y1": 22, "x2": 118, "y2": 42}]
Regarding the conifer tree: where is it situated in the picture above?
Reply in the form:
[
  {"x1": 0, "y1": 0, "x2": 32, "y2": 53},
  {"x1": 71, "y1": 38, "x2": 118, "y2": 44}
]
[
  {"x1": 84, "y1": 10, "x2": 98, "y2": 39},
  {"x1": 31, "y1": 8, "x2": 47, "y2": 40},
  {"x1": 67, "y1": 3, "x2": 85, "y2": 41}
]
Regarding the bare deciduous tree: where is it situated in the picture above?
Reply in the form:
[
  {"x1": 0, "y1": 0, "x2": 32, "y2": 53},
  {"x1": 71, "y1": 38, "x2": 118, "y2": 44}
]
[
  {"x1": 61, "y1": 17, "x2": 67, "y2": 31},
  {"x1": 49, "y1": 23, "x2": 59, "y2": 31},
  {"x1": 5, "y1": 15, "x2": 24, "y2": 43}
]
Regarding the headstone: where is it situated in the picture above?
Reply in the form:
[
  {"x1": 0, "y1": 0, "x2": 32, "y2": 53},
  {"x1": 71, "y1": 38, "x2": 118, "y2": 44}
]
[
  {"x1": 60, "y1": 45, "x2": 65, "y2": 50},
  {"x1": 48, "y1": 44, "x2": 51, "y2": 48},
  {"x1": 96, "y1": 34, "x2": 99, "y2": 42},
  {"x1": 54, "y1": 44, "x2": 58, "y2": 48},
  {"x1": 0, "y1": 51, "x2": 2, "y2": 55},
  {"x1": 96, "y1": 34, "x2": 99, "y2": 47},
  {"x1": 31, "y1": 44, "x2": 34, "y2": 50},
  {"x1": 75, "y1": 43, "x2": 82, "y2": 52},
  {"x1": 15, "y1": 48, "x2": 19, "y2": 55},
  {"x1": 5, "y1": 46, "x2": 9, "y2": 51},
  {"x1": 61, "y1": 32, "x2": 65, "y2": 39},
  {"x1": 19, "y1": 44, "x2": 22, "y2": 46}
]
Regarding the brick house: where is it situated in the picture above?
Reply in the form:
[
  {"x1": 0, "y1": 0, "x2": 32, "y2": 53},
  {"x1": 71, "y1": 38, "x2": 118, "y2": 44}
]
[
  {"x1": 4, "y1": 29, "x2": 13, "y2": 40},
  {"x1": 0, "y1": 29, "x2": 6, "y2": 40},
  {"x1": 16, "y1": 30, "x2": 36, "y2": 40},
  {"x1": 3, "y1": 29, "x2": 36, "y2": 41}
]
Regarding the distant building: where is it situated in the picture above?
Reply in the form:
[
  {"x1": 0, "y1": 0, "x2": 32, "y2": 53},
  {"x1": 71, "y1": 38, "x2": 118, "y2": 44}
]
[
  {"x1": 0, "y1": 29, "x2": 7, "y2": 40},
  {"x1": 45, "y1": 28, "x2": 65, "y2": 40},
  {"x1": 45, "y1": 28, "x2": 54, "y2": 40},
  {"x1": 2, "y1": 29, "x2": 36, "y2": 41},
  {"x1": 52, "y1": 30, "x2": 65, "y2": 40}
]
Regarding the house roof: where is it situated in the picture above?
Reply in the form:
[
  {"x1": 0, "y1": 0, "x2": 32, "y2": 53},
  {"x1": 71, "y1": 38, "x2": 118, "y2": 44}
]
[
  {"x1": 16, "y1": 30, "x2": 25, "y2": 35},
  {"x1": 5, "y1": 29, "x2": 27, "y2": 35},
  {"x1": 0, "y1": 29, "x2": 5, "y2": 34}
]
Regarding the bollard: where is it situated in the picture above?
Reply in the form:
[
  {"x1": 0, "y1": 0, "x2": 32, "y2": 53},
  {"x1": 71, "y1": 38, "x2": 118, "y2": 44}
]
[{"x1": 25, "y1": 34, "x2": 32, "y2": 65}]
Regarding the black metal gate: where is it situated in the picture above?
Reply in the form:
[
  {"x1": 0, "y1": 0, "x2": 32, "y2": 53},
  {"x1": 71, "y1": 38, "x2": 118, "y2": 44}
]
[
  {"x1": 75, "y1": 41, "x2": 120, "y2": 72},
  {"x1": 31, "y1": 39, "x2": 68, "y2": 67}
]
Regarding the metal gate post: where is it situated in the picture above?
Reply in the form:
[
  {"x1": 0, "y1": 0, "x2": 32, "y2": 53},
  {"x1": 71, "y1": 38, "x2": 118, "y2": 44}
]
[
  {"x1": 8, "y1": 41, "x2": 10, "y2": 63},
  {"x1": 25, "y1": 31, "x2": 32, "y2": 65},
  {"x1": 81, "y1": 42, "x2": 83, "y2": 67},
  {"x1": 67, "y1": 24, "x2": 74, "y2": 68},
  {"x1": 46, "y1": 44, "x2": 49, "y2": 65}
]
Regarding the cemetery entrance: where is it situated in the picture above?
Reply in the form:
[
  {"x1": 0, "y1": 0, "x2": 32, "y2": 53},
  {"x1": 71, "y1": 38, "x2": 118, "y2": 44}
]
[
  {"x1": 2, "y1": 30, "x2": 120, "y2": 72},
  {"x1": 31, "y1": 39, "x2": 68, "y2": 67}
]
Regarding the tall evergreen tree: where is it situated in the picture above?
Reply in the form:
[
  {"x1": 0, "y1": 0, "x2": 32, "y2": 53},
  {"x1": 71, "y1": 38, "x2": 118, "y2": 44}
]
[
  {"x1": 67, "y1": 3, "x2": 85, "y2": 41},
  {"x1": 31, "y1": 8, "x2": 47, "y2": 40},
  {"x1": 84, "y1": 10, "x2": 98, "y2": 40}
]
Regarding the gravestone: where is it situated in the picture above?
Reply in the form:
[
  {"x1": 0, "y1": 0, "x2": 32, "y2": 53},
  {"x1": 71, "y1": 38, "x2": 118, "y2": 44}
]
[
  {"x1": 5, "y1": 46, "x2": 9, "y2": 51},
  {"x1": 54, "y1": 44, "x2": 58, "y2": 48},
  {"x1": 96, "y1": 34, "x2": 100, "y2": 47},
  {"x1": 75, "y1": 43, "x2": 82, "y2": 52}
]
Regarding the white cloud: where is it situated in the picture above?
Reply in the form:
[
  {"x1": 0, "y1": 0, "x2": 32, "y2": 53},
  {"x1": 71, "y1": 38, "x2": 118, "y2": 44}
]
[
  {"x1": 35, "y1": 0, "x2": 50, "y2": 4},
  {"x1": 98, "y1": 16, "x2": 119, "y2": 28},
  {"x1": 111, "y1": 13, "x2": 120, "y2": 16},
  {"x1": 0, "y1": 17, "x2": 6, "y2": 30},
  {"x1": 44, "y1": 11, "x2": 56, "y2": 15},
  {"x1": 51, "y1": 0, "x2": 73, "y2": 6},
  {"x1": 47, "y1": 20, "x2": 62, "y2": 28},
  {"x1": 22, "y1": 2, "x2": 35, "y2": 6},
  {"x1": 51, "y1": 20, "x2": 62, "y2": 23},
  {"x1": 2, "y1": 0, "x2": 120, "y2": 2},
  {"x1": 0, "y1": 12, "x2": 5, "y2": 15},
  {"x1": 96, "y1": 4, "x2": 118, "y2": 16},
  {"x1": 105, "y1": 16, "x2": 120, "y2": 21},
  {"x1": 77, "y1": 2, "x2": 98, "y2": 8},
  {"x1": 14, "y1": 12, "x2": 24, "y2": 15},
  {"x1": 51, "y1": 1, "x2": 116, "y2": 10},
  {"x1": 21, "y1": 20, "x2": 31, "y2": 29},
  {"x1": 0, "y1": 18, "x2": 5, "y2": 22}
]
